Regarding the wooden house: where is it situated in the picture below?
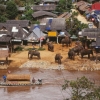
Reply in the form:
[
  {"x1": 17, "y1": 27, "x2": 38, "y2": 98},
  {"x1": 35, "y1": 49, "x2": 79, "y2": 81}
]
[
  {"x1": 75, "y1": 1, "x2": 86, "y2": 9},
  {"x1": 32, "y1": 11, "x2": 57, "y2": 23},
  {"x1": 33, "y1": 4, "x2": 56, "y2": 11},
  {"x1": 0, "y1": 23, "x2": 30, "y2": 52},
  {"x1": 6, "y1": 20, "x2": 30, "y2": 28},
  {"x1": 45, "y1": 18, "x2": 66, "y2": 31},
  {"x1": 45, "y1": 18, "x2": 67, "y2": 43},
  {"x1": 29, "y1": 24, "x2": 46, "y2": 32},
  {"x1": 78, "y1": 3, "x2": 91, "y2": 14}
]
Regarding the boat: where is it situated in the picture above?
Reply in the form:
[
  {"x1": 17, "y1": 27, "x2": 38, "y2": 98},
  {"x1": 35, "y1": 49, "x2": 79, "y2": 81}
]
[{"x1": 0, "y1": 74, "x2": 42, "y2": 87}]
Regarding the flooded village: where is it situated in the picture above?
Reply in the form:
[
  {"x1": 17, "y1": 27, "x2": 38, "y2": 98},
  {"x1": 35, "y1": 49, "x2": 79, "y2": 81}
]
[{"x1": 0, "y1": 0, "x2": 100, "y2": 100}]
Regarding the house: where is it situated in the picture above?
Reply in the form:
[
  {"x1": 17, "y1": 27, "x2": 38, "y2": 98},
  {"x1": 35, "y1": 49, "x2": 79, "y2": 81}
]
[
  {"x1": 45, "y1": 18, "x2": 67, "y2": 43},
  {"x1": 91, "y1": 2, "x2": 100, "y2": 10},
  {"x1": 58, "y1": 12, "x2": 72, "y2": 19},
  {"x1": 78, "y1": 3, "x2": 90, "y2": 14},
  {"x1": 25, "y1": 25, "x2": 47, "y2": 45},
  {"x1": 75, "y1": 1, "x2": 86, "y2": 9},
  {"x1": 81, "y1": 28, "x2": 100, "y2": 39},
  {"x1": 29, "y1": 24, "x2": 46, "y2": 32},
  {"x1": 0, "y1": 23, "x2": 30, "y2": 52},
  {"x1": 6, "y1": 20, "x2": 30, "y2": 28},
  {"x1": 0, "y1": 23, "x2": 20, "y2": 32},
  {"x1": 41, "y1": 0, "x2": 59, "y2": 5},
  {"x1": 45, "y1": 18, "x2": 66, "y2": 31},
  {"x1": 32, "y1": 11, "x2": 57, "y2": 23},
  {"x1": 33, "y1": 4, "x2": 56, "y2": 11}
]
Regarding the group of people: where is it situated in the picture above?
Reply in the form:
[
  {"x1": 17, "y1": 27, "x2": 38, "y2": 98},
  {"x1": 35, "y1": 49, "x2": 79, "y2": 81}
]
[{"x1": 32, "y1": 77, "x2": 42, "y2": 85}]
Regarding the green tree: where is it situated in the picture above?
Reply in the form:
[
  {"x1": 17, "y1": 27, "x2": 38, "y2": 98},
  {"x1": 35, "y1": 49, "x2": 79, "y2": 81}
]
[
  {"x1": 56, "y1": 0, "x2": 73, "y2": 13},
  {"x1": 62, "y1": 76, "x2": 100, "y2": 100},
  {"x1": 19, "y1": 5, "x2": 34, "y2": 23},
  {"x1": 0, "y1": 5, "x2": 7, "y2": 22},
  {"x1": 66, "y1": 17, "x2": 88, "y2": 36},
  {"x1": 6, "y1": 1, "x2": 18, "y2": 19},
  {"x1": 0, "y1": 4, "x2": 6, "y2": 15},
  {"x1": 0, "y1": 16, "x2": 7, "y2": 22}
]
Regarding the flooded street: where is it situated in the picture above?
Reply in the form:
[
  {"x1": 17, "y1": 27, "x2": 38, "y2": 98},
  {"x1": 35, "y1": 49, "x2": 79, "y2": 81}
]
[{"x1": 0, "y1": 68, "x2": 100, "y2": 100}]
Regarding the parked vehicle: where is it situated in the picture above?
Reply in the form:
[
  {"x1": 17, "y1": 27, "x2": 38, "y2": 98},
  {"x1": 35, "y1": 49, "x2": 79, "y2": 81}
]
[{"x1": 85, "y1": 10, "x2": 100, "y2": 27}]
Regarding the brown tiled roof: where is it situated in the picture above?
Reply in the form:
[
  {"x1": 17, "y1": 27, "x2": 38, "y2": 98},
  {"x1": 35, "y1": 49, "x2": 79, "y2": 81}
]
[
  {"x1": 33, "y1": 4, "x2": 56, "y2": 11},
  {"x1": 32, "y1": 11, "x2": 57, "y2": 18}
]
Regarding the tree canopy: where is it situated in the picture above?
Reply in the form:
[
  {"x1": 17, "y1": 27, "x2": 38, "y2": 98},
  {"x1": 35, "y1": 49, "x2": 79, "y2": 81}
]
[
  {"x1": 56, "y1": 0, "x2": 73, "y2": 13},
  {"x1": 62, "y1": 76, "x2": 100, "y2": 100},
  {"x1": 0, "y1": 5, "x2": 7, "y2": 22},
  {"x1": 6, "y1": 1, "x2": 18, "y2": 19}
]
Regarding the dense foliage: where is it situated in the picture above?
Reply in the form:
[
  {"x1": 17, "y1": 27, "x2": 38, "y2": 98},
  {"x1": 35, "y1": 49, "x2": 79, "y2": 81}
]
[
  {"x1": 66, "y1": 14, "x2": 88, "y2": 36},
  {"x1": 0, "y1": 5, "x2": 7, "y2": 22},
  {"x1": 6, "y1": 1, "x2": 18, "y2": 19},
  {"x1": 62, "y1": 76, "x2": 100, "y2": 100},
  {"x1": 56, "y1": 0, "x2": 73, "y2": 13},
  {"x1": 19, "y1": 5, "x2": 33, "y2": 20}
]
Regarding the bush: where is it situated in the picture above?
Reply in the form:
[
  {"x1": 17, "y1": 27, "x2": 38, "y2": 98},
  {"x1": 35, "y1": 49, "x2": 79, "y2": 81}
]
[
  {"x1": 25, "y1": 48, "x2": 37, "y2": 51},
  {"x1": 14, "y1": 46, "x2": 24, "y2": 51},
  {"x1": 38, "y1": 47, "x2": 45, "y2": 51}
]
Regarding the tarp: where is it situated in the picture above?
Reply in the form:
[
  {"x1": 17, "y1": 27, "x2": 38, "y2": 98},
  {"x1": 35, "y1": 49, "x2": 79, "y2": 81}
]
[
  {"x1": 91, "y1": 2, "x2": 100, "y2": 10},
  {"x1": 33, "y1": 27, "x2": 45, "y2": 38},
  {"x1": 25, "y1": 27, "x2": 47, "y2": 42}
]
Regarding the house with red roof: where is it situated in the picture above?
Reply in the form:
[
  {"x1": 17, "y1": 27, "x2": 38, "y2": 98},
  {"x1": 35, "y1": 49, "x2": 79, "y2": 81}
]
[{"x1": 91, "y1": 2, "x2": 100, "y2": 10}]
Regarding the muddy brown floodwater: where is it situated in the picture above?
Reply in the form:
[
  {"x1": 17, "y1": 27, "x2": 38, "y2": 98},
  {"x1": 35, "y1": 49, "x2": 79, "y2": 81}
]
[{"x1": 0, "y1": 68, "x2": 100, "y2": 100}]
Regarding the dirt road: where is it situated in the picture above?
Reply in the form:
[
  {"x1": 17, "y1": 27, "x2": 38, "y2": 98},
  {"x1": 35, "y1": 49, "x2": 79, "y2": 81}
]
[{"x1": 72, "y1": 9, "x2": 96, "y2": 28}]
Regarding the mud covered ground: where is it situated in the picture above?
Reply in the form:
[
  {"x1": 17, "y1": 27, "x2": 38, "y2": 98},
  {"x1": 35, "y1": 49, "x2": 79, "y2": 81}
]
[{"x1": 0, "y1": 42, "x2": 99, "y2": 71}]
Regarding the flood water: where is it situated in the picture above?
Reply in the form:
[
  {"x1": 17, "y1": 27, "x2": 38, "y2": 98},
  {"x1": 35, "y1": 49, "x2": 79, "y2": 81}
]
[{"x1": 0, "y1": 68, "x2": 100, "y2": 100}]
